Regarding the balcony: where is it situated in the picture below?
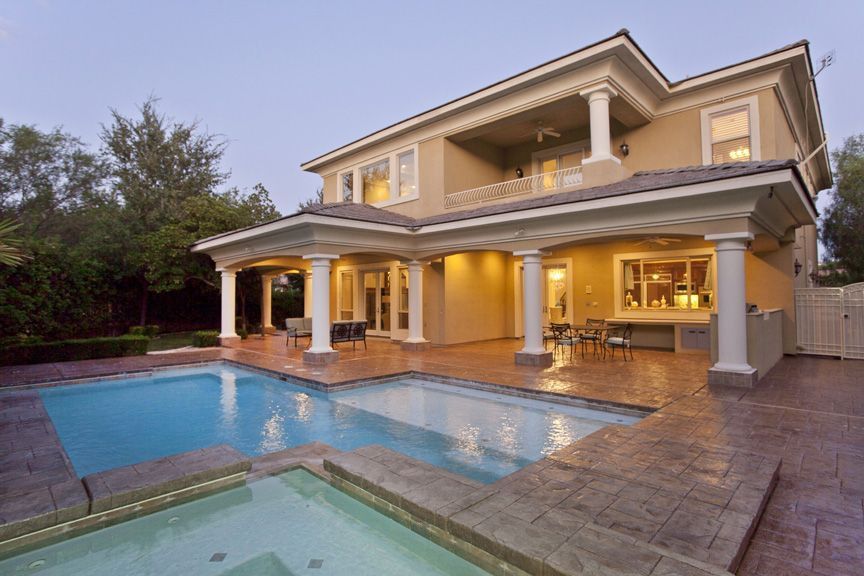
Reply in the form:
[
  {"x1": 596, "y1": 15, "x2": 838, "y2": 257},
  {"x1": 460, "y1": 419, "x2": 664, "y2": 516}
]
[{"x1": 443, "y1": 166, "x2": 583, "y2": 209}]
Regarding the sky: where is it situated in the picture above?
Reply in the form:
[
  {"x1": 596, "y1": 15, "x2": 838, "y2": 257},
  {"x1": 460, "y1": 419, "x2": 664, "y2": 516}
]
[{"x1": 1, "y1": 0, "x2": 862, "y2": 217}]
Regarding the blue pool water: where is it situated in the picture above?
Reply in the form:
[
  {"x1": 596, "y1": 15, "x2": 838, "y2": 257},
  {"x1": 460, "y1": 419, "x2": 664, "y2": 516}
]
[
  {"x1": 40, "y1": 365, "x2": 639, "y2": 482},
  {"x1": 0, "y1": 469, "x2": 492, "y2": 575}
]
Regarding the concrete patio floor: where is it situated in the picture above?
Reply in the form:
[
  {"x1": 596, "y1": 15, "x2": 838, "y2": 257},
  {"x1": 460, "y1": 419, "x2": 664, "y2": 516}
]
[{"x1": 1, "y1": 334, "x2": 862, "y2": 575}]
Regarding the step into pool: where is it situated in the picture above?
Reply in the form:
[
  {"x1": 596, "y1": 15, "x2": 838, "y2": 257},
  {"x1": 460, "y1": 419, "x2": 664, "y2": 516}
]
[
  {"x1": 40, "y1": 365, "x2": 640, "y2": 483},
  {"x1": 0, "y1": 469, "x2": 491, "y2": 575}
]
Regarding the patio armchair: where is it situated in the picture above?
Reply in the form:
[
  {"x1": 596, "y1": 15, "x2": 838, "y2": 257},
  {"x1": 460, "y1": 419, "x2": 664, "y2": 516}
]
[
  {"x1": 579, "y1": 318, "x2": 605, "y2": 357},
  {"x1": 605, "y1": 323, "x2": 634, "y2": 361},
  {"x1": 285, "y1": 317, "x2": 312, "y2": 348},
  {"x1": 550, "y1": 322, "x2": 583, "y2": 361}
]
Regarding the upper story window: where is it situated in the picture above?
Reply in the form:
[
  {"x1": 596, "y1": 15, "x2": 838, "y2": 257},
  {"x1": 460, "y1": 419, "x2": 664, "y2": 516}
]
[
  {"x1": 700, "y1": 96, "x2": 760, "y2": 165},
  {"x1": 338, "y1": 145, "x2": 419, "y2": 207},
  {"x1": 398, "y1": 150, "x2": 416, "y2": 197},
  {"x1": 341, "y1": 172, "x2": 354, "y2": 202},
  {"x1": 360, "y1": 158, "x2": 390, "y2": 204}
]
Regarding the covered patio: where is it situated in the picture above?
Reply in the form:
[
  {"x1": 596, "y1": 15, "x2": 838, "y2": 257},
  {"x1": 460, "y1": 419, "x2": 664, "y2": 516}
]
[{"x1": 191, "y1": 160, "x2": 816, "y2": 387}]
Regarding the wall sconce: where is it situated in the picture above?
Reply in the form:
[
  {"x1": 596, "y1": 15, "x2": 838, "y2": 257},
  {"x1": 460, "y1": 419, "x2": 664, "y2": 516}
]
[
  {"x1": 619, "y1": 141, "x2": 630, "y2": 157},
  {"x1": 794, "y1": 258, "x2": 803, "y2": 277},
  {"x1": 515, "y1": 167, "x2": 524, "y2": 178}
]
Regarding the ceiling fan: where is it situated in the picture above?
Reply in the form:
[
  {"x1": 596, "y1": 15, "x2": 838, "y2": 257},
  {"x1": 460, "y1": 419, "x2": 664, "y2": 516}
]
[
  {"x1": 633, "y1": 237, "x2": 682, "y2": 247},
  {"x1": 531, "y1": 122, "x2": 560, "y2": 143}
]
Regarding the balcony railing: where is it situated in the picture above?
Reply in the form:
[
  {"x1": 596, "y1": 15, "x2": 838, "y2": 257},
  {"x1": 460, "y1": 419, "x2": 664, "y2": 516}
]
[{"x1": 443, "y1": 166, "x2": 583, "y2": 209}]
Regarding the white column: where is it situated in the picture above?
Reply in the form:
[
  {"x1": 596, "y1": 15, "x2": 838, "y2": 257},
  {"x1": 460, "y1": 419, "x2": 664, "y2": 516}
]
[
  {"x1": 218, "y1": 269, "x2": 238, "y2": 339},
  {"x1": 405, "y1": 261, "x2": 427, "y2": 344},
  {"x1": 261, "y1": 275, "x2": 273, "y2": 330},
  {"x1": 515, "y1": 251, "x2": 545, "y2": 354},
  {"x1": 303, "y1": 272, "x2": 313, "y2": 317},
  {"x1": 706, "y1": 233, "x2": 754, "y2": 373},
  {"x1": 303, "y1": 254, "x2": 339, "y2": 354},
  {"x1": 580, "y1": 83, "x2": 619, "y2": 165}
]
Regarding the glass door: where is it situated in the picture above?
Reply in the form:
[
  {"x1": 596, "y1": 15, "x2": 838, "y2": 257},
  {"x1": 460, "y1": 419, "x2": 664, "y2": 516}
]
[
  {"x1": 363, "y1": 270, "x2": 391, "y2": 336},
  {"x1": 543, "y1": 265, "x2": 567, "y2": 324}
]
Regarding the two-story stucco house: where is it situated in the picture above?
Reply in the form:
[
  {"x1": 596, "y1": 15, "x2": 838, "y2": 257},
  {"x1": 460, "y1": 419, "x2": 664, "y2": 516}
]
[{"x1": 192, "y1": 30, "x2": 830, "y2": 386}]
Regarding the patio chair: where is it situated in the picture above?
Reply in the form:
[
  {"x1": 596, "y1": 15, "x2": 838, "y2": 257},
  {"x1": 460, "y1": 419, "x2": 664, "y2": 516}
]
[
  {"x1": 605, "y1": 323, "x2": 633, "y2": 361},
  {"x1": 550, "y1": 322, "x2": 582, "y2": 361},
  {"x1": 579, "y1": 318, "x2": 605, "y2": 357},
  {"x1": 285, "y1": 317, "x2": 312, "y2": 348},
  {"x1": 330, "y1": 320, "x2": 368, "y2": 350}
]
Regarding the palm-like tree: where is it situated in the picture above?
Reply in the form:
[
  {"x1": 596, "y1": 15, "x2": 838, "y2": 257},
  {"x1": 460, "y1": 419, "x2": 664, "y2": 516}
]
[{"x1": 0, "y1": 219, "x2": 28, "y2": 266}]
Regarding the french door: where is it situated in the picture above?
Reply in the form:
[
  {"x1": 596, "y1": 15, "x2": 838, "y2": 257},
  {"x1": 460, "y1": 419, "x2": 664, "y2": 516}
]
[{"x1": 363, "y1": 270, "x2": 391, "y2": 336}]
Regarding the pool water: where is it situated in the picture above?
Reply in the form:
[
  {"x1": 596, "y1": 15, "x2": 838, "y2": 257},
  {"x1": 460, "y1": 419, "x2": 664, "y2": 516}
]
[
  {"x1": 40, "y1": 365, "x2": 639, "y2": 482},
  {"x1": 0, "y1": 469, "x2": 491, "y2": 575}
]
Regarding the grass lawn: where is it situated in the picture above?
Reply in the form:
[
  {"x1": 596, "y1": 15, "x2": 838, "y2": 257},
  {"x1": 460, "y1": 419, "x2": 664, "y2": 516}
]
[{"x1": 147, "y1": 332, "x2": 196, "y2": 352}]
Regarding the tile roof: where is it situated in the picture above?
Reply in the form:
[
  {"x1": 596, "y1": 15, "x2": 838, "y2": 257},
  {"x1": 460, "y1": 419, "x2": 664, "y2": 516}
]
[
  {"x1": 193, "y1": 160, "x2": 804, "y2": 246},
  {"x1": 297, "y1": 160, "x2": 802, "y2": 228}
]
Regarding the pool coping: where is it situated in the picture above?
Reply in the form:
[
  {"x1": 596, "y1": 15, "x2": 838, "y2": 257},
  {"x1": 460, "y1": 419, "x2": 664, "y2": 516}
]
[{"x1": 2, "y1": 358, "x2": 653, "y2": 418}]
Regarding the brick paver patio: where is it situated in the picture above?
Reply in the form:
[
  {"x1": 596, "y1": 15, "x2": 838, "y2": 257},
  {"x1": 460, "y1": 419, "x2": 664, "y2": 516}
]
[{"x1": 0, "y1": 334, "x2": 862, "y2": 575}]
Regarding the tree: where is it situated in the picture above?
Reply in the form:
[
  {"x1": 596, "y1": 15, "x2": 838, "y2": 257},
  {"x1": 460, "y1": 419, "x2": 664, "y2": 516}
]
[
  {"x1": 821, "y1": 134, "x2": 864, "y2": 284},
  {"x1": 0, "y1": 119, "x2": 110, "y2": 240},
  {"x1": 140, "y1": 184, "x2": 280, "y2": 293},
  {"x1": 297, "y1": 187, "x2": 324, "y2": 211},
  {"x1": 100, "y1": 98, "x2": 230, "y2": 323}
]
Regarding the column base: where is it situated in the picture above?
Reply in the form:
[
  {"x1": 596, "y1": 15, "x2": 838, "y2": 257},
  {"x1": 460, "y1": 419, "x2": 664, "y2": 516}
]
[
  {"x1": 303, "y1": 350, "x2": 340, "y2": 365},
  {"x1": 707, "y1": 366, "x2": 759, "y2": 387},
  {"x1": 400, "y1": 340, "x2": 431, "y2": 351},
  {"x1": 262, "y1": 325, "x2": 277, "y2": 334},
  {"x1": 218, "y1": 335, "x2": 240, "y2": 347},
  {"x1": 515, "y1": 350, "x2": 554, "y2": 367}
]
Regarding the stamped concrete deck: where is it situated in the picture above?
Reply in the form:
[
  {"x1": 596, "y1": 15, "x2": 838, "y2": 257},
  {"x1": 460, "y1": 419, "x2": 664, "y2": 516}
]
[{"x1": 0, "y1": 335, "x2": 862, "y2": 575}]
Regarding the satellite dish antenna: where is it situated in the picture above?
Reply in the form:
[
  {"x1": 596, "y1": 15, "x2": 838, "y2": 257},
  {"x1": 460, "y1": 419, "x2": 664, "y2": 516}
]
[{"x1": 813, "y1": 49, "x2": 835, "y2": 78}]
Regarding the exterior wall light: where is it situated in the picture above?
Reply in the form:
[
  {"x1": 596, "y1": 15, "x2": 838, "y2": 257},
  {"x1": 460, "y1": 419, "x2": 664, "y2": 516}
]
[
  {"x1": 794, "y1": 258, "x2": 803, "y2": 277},
  {"x1": 515, "y1": 167, "x2": 524, "y2": 178},
  {"x1": 619, "y1": 141, "x2": 630, "y2": 157}
]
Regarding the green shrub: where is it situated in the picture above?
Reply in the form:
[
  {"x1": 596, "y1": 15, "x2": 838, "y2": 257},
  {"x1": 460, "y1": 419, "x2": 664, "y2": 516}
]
[
  {"x1": 192, "y1": 330, "x2": 219, "y2": 347},
  {"x1": 129, "y1": 325, "x2": 160, "y2": 337},
  {"x1": 236, "y1": 328, "x2": 249, "y2": 340},
  {"x1": 0, "y1": 335, "x2": 150, "y2": 366}
]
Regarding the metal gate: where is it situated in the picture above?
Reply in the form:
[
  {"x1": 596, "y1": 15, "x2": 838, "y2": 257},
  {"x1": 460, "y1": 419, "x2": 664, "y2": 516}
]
[{"x1": 795, "y1": 282, "x2": 864, "y2": 359}]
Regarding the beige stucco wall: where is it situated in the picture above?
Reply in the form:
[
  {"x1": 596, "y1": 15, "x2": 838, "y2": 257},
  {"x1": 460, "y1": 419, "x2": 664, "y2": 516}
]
[
  {"x1": 442, "y1": 251, "x2": 510, "y2": 344},
  {"x1": 745, "y1": 243, "x2": 797, "y2": 354},
  {"x1": 317, "y1": 88, "x2": 805, "y2": 224}
]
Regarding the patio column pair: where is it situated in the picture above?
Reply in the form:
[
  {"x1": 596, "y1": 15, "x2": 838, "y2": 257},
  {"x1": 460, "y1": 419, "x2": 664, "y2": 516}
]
[{"x1": 705, "y1": 232, "x2": 757, "y2": 386}]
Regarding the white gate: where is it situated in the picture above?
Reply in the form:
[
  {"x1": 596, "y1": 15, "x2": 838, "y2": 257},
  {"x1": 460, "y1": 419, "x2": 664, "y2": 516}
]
[
  {"x1": 795, "y1": 282, "x2": 864, "y2": 359},
  {"x1": 844, "y1": 283, "x2": 864, "y2": 359}
]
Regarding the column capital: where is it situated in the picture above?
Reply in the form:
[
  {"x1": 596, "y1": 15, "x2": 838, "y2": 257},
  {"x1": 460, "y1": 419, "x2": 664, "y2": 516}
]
[
  {"x1": 302, "y1": 253, "x2": 340, "y2": 262},
  {"x1": 705, "y1": 232, "x2": 754, "y2": 251},
  {"x1": 403, "y1": 260, "x2": 429, "y2": 270},
  {"x1": 579, "y1": 82, "x2": 618, "y2": 102},
  {"x1": 216, "y1": 268, "x2": 237, "y2": 278},
  {"x1": 513, "y1": 249, "x2": 548, "y2": 258}
]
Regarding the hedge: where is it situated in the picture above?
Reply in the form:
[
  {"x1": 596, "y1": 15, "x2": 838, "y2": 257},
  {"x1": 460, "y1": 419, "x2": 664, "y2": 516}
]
[
  {"x1": 128, "y1": 325, "x2": 160, "y2": 337},
  {"x1": 0, "y1": 335, "x2": 150, "y2": 366},
  {"x1": 192, "y1": 330, "x2": 219, "y2": 347}
]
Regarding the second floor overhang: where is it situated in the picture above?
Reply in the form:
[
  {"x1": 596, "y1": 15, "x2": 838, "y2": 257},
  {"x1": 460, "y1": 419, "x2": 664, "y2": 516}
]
[
  {"x1": 194, "y1": 160, "x2": 815, "y2": 268},
  {"x1": 300, "y1": 31, "x2": 831, "y2": 192}
]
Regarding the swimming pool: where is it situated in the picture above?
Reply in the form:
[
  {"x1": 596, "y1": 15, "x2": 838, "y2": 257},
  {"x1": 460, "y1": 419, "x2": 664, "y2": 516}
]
[
  {"x1": 40, "y1": 365, "x2": 639, "y2": 482},
  {"x1": 0, "y1": 469, "x2": 491, "y2": 575}
]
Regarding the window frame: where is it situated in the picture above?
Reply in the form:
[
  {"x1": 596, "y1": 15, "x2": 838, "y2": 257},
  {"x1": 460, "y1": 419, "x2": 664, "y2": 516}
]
[
  {"x1": 613, "y1": 248, "x2": 717, "y2": 321},
  {"x1": 337, "y1": 144, "x2": 420, "y2": 207},
  {"x1": 700, "y1": 95, "x2": 761, "y2": 166}
]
